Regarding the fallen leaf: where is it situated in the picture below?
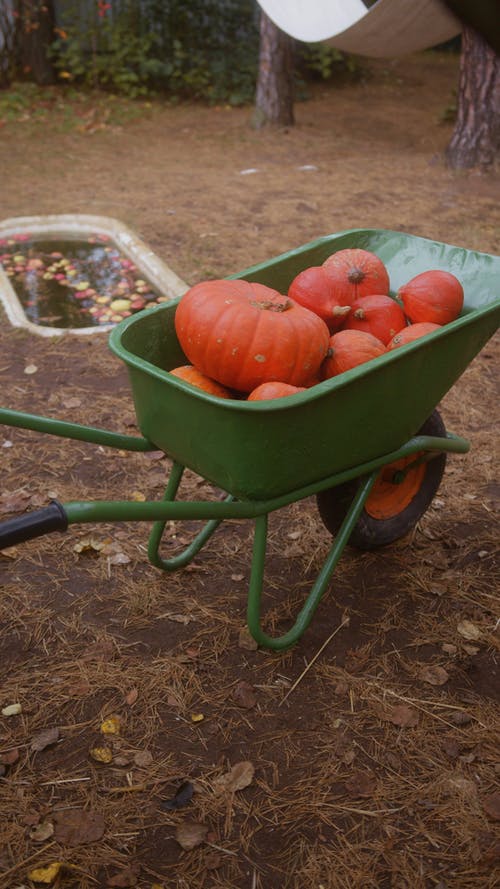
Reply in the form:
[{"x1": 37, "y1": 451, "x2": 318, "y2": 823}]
[
  {"x1": 30, "y1": 820, "x2": 55, "y2": 843},
  {"x1": 451, "y1": 711, "x2": 473, "y2": 726},
  {"x1": 0, "y1": 489, "x2": 32, "y2": 513},
  {"x1": 31, "y1": 726, "x2": 60, "y2": 753},
  {"x1": 27, "y1": 862, "x2": 62, "y2": 884},
  {"x1": 1, "y1": 702, "x2": 22, "y2": 716},
  {"x1": 238, "y1": 626, "x2": 258, "y2": 651},
  {"x1": 191, "y1": 713, "x2": 204, "y2": 723},
  {"x1": 113, "y1": 754, "x2": 133, "y2": 767},
  {"x1": 164, "y1": 612, "x2": 193, "y2": 625},
  {"x1": 385, "y1": 704, "x2": 419, "y2": 728},
  {"x1": 204, "y1": 850, "x2": 223, "y2": 870},
  {"x1": 231, "y1": 681, "x2": 257, "y2": 709},
  {"x1": 133, "y1": 749, "x2": 153, "y2": 768},
  {"x1": 24, "y1": 364, "x2": 38, "y2": 375},
  {"x1": 62, "y1": 396, "x2": 82, "y2": 408},
  {"x1": 419, "y1": 664, "x2": 449, "y2": 686},
  {"x1": 161, "y1": 780, "x2": 194, "y2": 811},
  {"x1": 345, "y1": 769, "x2": 377, "y2": 799},
  {"x1": 463, "y1": 644, "x2": 480, "y2": 655},
  {"x1": 231, "y1": 573, "x2": 244, "y2": 582},
  {"x1": 53, "y1": 808, "x2": 105, "y2": 846},
  {"x1": 216, "y1": 760, "x2": 255, "y2": 793},
  {"x1": 483, "y1": 791, "x2": 500, "y2": 821},
  {"x1": 73, "y1": 537, "x2": 105, "y2": 554},
  {"x1": 90, "y1": 746, "x2": 113, "y2": 764},
  {"x1": 106, "y1": 863, "x2": 140, "y2": 887},
  {"x1": 442, "y1": 643, "x2": 458, "y2": 655},
  {"x1": 0, "y1": 545, "x2": 19, "y2": 559},
  {"x1": 175, "y1": 820, "x2": 208, "y2": 851},
  {"x1": 457, "y1": 620, "x2": 482, "y2": 641},
  {"x1": 107, "y1": 551, "x2": 131, "y2": 566},
  {"x1": 101, "y1": 715, "x2": 121, "y2": 735},
  {"x1": 125, "y1": 688, "x2": 138, "y2": 706}
]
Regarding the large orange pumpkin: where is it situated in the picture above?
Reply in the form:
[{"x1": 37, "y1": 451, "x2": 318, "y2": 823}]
[
  {"x1": 169, "y1": 365, "x2": 232, "y2": 398},
  {"x1": 322, "y1": 248, "x2": 390, "y2": 303},
  {"x1": 343, "y1": 293, "x2": 407, "y2": 345},
  {"x1": 174, "y1": 279, "x2": 330, "y2": 393},
  {"x1": 321, "y1": 329, "x2": 386, "y2": 379},
  {"x1": 247, "y1": 382, "x2": 306, "y2": 401},
  {"x1": 398, "y1": 270, "x2": 464, "y2": 325},
  {"x1": 288, "y1": 265, "x2": 351, "y2": 333},
  {"x1": 387, "y1": 322, "x2": 441, "y2": 350}
]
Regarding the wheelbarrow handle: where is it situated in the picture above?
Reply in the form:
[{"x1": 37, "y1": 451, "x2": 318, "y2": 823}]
[{"x1": 0, "y1": 501, "x2": 68, "y2": 549}]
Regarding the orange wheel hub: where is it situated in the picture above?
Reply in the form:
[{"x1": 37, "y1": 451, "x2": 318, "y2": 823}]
[{"x1": 365, "y1": 454, "x2": 426, "y2": 520}]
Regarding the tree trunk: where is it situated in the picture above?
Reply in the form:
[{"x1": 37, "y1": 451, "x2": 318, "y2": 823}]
[
  {"x1": 16, "y1": 0, "x2": 57, "y2": 86},
  {"x1": 446, "y1": 26, "x2": 500, "y2": 169},
  {"x1": 252, "y1": 10, "x2": 295, "y2": 128}
]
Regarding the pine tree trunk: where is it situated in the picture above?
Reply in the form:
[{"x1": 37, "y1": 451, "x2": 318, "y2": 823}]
[
  {"x1": 253, "y1": 11, "x2": 295, "y2": 128},
  {"x1": 17, "y1": 0, "x2": 57, "y2": 86},
  {"x1": 446, "y1": 26, "x2": 500, "y2": 169}
]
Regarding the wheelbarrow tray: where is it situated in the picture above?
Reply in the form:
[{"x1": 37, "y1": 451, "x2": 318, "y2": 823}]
[{"x1": 109, "y1": 229, "x2": 499, "y2": 501}]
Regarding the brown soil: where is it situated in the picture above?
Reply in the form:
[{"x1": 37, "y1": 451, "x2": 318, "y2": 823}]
[{"x1": 0, "y1": 52, "x2": 499, "y2": 889}]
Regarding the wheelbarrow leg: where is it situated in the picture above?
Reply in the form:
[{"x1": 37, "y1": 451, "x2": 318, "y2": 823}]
[
  {"x1": 148, "y1": 461, "x2": 234, "y2": 571},
  {"x1": 246, "y1": 472, "x2": 378, "y2": 651}
]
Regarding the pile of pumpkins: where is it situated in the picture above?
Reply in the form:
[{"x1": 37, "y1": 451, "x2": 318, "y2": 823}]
[{"x1": 171, "y1": 248, "x2": 464, "y2": 401}]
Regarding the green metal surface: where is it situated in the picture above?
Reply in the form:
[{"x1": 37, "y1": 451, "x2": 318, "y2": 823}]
[
  {"x1": 109, "y1": 229, "x2": 499, "y2": 501},
  {"x1": 59, "y1": 432, "x2": 469, "y2": 650},
  {"x1": 0, "y1": 407, "x2": 154, "y2": 451}
]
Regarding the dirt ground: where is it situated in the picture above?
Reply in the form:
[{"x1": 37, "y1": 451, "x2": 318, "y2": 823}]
[{"x1": 0, "y1": 51, "x2": 499, "y2": 889}]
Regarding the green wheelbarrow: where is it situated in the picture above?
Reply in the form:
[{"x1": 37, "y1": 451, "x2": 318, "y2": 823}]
[{"x1": 1, "y1": 229, "x2": 499, "y2": 650}]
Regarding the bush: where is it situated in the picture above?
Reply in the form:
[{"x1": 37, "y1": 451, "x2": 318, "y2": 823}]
[{"x1": 50, "y1": 0, "x2": 261, "y2": 103}]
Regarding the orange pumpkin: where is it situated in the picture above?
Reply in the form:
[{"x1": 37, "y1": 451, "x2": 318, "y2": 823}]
[
  {"x1": 247, "y1": 382, "x2": 306, "y2": 401},
  {"x1": 169, "y1": 365, "x2": 233, "y2": 398},
  {"x1": 387, "y1": 322, "x2": 441, "y2": 350},
  {"x1": 322, "y1": 248, "x2": 390, "y2": 303},
  {"x1": 343, "y1": 293, "x2": 407, "y2": 345},
  {"x1": 288, "y1": 265, "x2": 351, "y2": 332},
  {"x1": 398, "y1": 270, "x2": 464, "y2": 325},
  {"x1": 321, "y1": 329, "x2": 386, "y2": 379},
  {"x1": 174, "y1": 279, "x2": 330, "y2": 393}
]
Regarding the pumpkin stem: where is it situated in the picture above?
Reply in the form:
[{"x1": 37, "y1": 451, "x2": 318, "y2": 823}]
[
  {"x1": 347, "y1": 266, "x2": 365, "y2": 285},
  {"x1": 353, "y1": 308, "x2": 366, "y2": 319}
]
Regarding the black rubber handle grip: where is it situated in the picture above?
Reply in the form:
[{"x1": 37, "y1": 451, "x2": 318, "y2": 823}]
[{"x1": 0, "y1": 501, "x2": 68, "y2": 549}]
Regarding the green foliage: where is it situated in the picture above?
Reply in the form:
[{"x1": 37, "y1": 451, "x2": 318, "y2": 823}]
[
  {"x1": 49, "y1": 0, "x2": 261, "y2": 103},
  {"x1": 298, "y1": 44, "x2": 359, "y2": 80},
  {"x1": 3, "y1": 2, "x2": 364, "y2": 105}
]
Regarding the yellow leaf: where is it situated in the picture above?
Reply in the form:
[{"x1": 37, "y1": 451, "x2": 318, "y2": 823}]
[
  {"x1": 131, "y1": 491, "x2": 146, "y2": 501},
  {"x1": 191, "y1": 713, "x2": 204, "y2": 723},
  {"x1": 100, "y1": 715, "x2": 120, "y2": 735},
  {"x1": 28, "y1": 861, "x2": 63, "y2": 883},
  {"x1": 1, "y1": 702, "x2": 22, "y2": 716},
  {"x1": 90, "y1": 746, "x2": 113, "y2": 763}
]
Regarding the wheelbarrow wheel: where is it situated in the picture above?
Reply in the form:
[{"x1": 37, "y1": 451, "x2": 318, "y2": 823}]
[{"x1": 316, "y1": 410, "x2": 448, "y2": 550}]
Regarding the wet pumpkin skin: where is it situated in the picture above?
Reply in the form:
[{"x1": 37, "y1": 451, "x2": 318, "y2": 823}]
[
  {"x1": 322, "y1": 248, "x2": 390, "y2": 303},
  {"x1": 398, "y1": 269, "x2": 464, "y2": 325}
]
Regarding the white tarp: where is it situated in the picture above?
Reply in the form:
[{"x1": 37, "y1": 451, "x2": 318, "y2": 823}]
[{"x1": 255, "y1": 0, "x2": 461, "y2": 57}]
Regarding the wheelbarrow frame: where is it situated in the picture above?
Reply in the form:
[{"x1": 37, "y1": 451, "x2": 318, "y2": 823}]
[{"x1": 1, "y1": 228, "x2": 498, "y2": 650}]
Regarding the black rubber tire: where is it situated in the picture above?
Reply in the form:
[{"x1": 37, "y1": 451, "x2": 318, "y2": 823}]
[{"x1": 316, "y1": 410, "x2": 447, "y2": 550}]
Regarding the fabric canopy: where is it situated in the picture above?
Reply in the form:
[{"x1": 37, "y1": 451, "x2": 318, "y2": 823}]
[{"x1": 255, "y1": 0, "x2": 461, "y2": 58}]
